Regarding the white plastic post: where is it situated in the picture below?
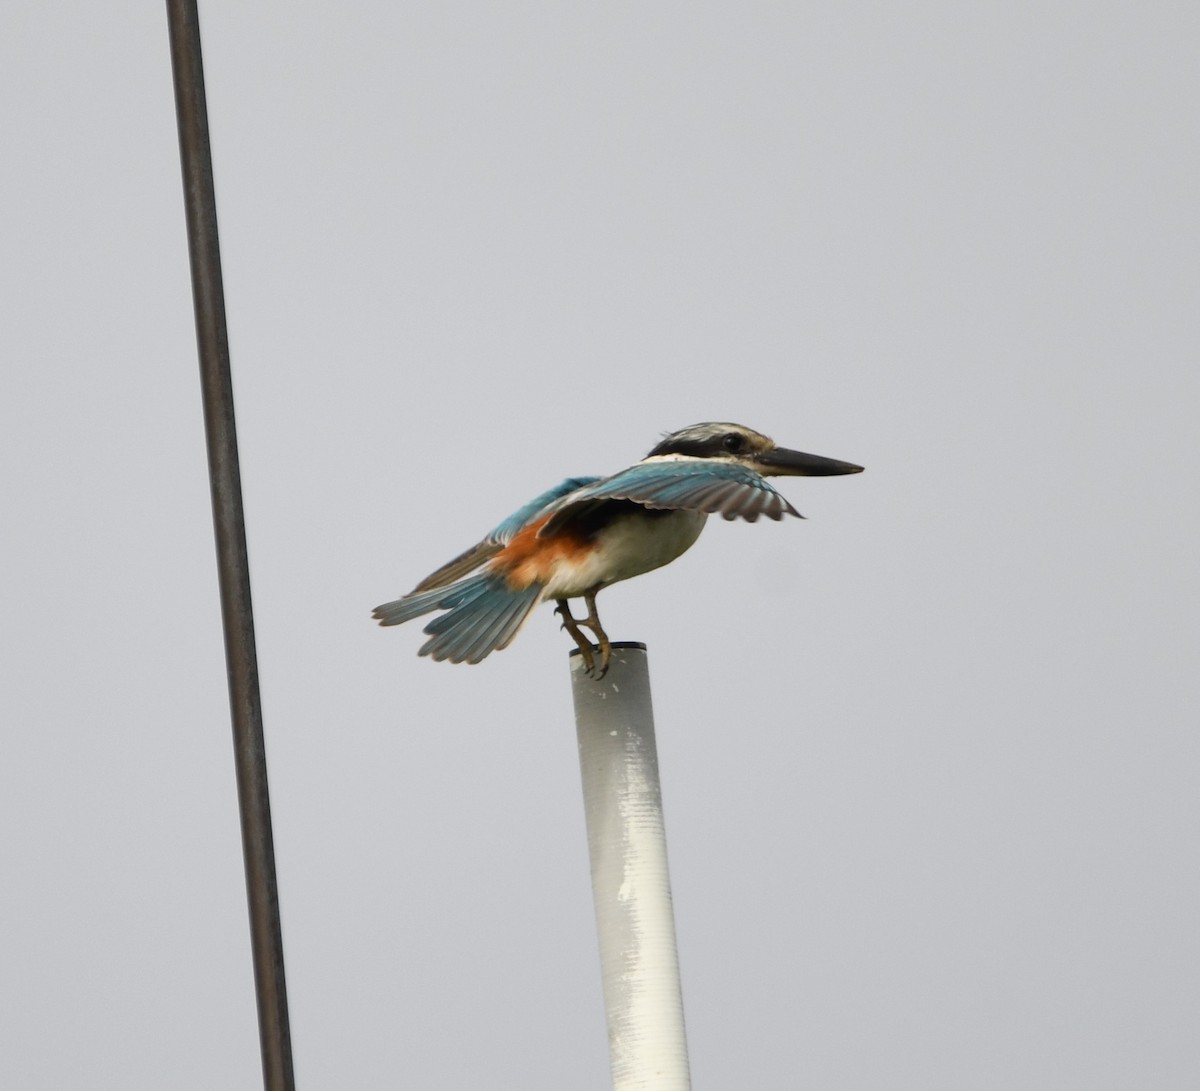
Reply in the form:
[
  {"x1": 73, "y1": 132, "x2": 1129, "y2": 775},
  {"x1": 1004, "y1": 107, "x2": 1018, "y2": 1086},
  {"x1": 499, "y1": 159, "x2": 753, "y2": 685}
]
[{"x1": 570, "y1": 642, "x2": 691, "y2": 1091}]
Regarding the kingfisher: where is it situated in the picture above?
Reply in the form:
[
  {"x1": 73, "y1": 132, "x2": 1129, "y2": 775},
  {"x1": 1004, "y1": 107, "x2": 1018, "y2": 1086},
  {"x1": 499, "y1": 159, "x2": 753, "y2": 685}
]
[{"x1": 373, "y1": 422, "x2": 863, "y2": 677}]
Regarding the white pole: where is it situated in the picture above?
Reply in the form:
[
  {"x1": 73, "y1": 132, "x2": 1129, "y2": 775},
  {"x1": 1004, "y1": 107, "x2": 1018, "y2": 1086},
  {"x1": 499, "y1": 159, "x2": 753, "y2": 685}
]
[{"x1": 570, "y1": 642, "x2": 691, "y2": 1091}]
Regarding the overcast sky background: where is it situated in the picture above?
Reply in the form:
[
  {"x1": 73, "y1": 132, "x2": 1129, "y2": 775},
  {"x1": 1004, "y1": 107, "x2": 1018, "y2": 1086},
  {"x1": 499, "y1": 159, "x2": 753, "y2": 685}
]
[{"x1": 3, "y1": 2, "x2": 1197, "y2": 1088}]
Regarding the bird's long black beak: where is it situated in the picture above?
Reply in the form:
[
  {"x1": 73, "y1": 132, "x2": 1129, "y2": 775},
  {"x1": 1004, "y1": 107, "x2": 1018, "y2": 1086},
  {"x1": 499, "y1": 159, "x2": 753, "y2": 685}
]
[{"x1": 754, "y1": 446, "x2": 864, "y2": 477}]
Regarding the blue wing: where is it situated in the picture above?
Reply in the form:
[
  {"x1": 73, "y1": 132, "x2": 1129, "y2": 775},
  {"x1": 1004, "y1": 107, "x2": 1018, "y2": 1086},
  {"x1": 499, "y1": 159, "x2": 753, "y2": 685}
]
[
  {"x1": 487, "y1": 477, "x2": 599, "y2": 543},
  {"x1": 540, "y1": 460, "x2": 798, "y2": 536},
  {"x1": 375, "y1": 475, "x2": 601, "y2": 654},
  {"x1": 408, "y1": 476, "x2": 600, "y2": 592},
  {"x1": 373, "y1": 572, "x2": 545, "y2": 663}
]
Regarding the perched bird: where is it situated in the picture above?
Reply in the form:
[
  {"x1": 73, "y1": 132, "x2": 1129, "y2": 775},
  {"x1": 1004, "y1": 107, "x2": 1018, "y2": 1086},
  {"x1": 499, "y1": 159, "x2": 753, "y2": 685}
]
[{"x1": 373, "y1": 422, "x2": 863, "y2": 677}]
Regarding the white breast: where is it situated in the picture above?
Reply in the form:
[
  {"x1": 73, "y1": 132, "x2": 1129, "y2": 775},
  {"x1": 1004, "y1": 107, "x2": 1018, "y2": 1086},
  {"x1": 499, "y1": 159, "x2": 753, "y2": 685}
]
[{"x1": 544, "y1": 509, "x2": 708, "y2": 599}]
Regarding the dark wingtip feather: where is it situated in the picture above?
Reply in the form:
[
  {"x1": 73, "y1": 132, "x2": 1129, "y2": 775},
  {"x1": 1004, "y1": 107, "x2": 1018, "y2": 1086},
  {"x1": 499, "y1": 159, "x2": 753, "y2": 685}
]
[
  {"x1": 372, "y1": 601, "x2": 410, "y2": 626},
  {"x1": 373, "y1": 574, "x2": 491, "y2": 627}
]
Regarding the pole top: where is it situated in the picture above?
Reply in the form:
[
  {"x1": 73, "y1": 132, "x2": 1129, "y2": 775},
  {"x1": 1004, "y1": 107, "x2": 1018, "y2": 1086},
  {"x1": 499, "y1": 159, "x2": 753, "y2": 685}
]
[{"x1": 568, "y1": 641, "x2": 646, "y2": 659}]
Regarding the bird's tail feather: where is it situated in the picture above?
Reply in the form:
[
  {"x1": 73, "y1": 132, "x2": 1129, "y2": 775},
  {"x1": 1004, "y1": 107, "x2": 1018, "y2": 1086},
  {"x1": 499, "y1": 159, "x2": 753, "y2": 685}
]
[{"x1": 373, "y1": 574, "x2": 544, "y2": 664}]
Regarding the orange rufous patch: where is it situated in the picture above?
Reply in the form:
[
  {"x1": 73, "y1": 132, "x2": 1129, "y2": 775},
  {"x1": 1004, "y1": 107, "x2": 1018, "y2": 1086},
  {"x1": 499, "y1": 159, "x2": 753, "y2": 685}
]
[{"x1": 489, "y1": 516, "x2": 590, "y2": 589}]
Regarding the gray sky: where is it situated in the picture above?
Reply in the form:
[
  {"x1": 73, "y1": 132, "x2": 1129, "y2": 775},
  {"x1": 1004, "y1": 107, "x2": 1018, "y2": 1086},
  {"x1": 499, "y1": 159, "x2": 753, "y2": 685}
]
[{"x1": 3, "y1": 2, "x2": 1197, "y2": 1087}]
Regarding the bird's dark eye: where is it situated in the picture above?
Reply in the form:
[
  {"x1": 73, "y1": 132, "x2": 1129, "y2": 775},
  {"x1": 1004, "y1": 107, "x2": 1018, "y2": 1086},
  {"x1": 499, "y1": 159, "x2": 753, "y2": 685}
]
[{"x1": 722, "y1": 433, "x2": 745, "y2": 453}]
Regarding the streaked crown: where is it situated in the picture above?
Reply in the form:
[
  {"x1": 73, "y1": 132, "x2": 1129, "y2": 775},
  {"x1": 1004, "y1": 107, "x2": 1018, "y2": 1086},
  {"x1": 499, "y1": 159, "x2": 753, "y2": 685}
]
[
  {"x1": 645, "y1": 422, "x2": 775, "y2": 461},
  {"x1": 646, "y1": 422, "x2": 864, "y2": 478}
]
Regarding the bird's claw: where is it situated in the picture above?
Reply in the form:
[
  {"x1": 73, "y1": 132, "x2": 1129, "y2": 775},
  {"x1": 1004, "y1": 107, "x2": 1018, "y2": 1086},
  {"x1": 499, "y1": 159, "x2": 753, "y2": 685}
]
[{"x1": 556, "y1": 597, "x2": 611, "y2": 679}]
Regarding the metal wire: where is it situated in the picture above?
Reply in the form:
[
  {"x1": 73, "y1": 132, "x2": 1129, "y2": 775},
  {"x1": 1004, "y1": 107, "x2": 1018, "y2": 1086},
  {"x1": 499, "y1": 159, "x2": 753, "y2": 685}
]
[{"x1": 165, "y1": 3, "x2": 295, "y2": 1087}]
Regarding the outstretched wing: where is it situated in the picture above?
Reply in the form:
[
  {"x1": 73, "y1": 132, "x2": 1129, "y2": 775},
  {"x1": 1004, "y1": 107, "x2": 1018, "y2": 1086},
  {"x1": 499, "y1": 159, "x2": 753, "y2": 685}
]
[
  {"x1": 540, "y1": 459, "x2": 798, "y2": 537},
  {"x1": 409, "y1": 476, "x2": 599, "y2": 592}
]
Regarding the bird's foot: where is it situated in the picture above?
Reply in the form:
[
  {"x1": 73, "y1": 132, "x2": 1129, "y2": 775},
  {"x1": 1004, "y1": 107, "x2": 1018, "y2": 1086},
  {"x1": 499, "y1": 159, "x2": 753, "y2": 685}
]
[
  {"x1": 581, "y1": 592, "x2": 612, "y2": 678},
  {"x1": 555, "y1": 599, "x2": 609, "y2": 679}
]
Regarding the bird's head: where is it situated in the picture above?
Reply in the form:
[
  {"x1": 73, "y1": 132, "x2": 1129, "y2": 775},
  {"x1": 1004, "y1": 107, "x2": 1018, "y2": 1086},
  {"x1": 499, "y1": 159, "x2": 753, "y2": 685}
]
[{"x1": 645, "y1": 422, "x2": 864, "y2": 477}]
